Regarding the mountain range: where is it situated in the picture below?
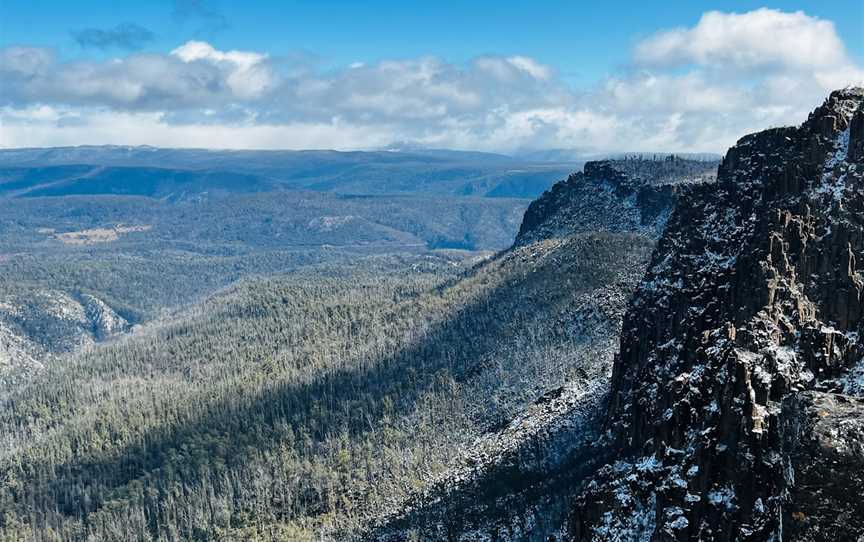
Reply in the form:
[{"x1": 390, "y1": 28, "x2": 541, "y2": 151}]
[{"x1": 0, "y1": 146, "x2": 577, "y2": 199}]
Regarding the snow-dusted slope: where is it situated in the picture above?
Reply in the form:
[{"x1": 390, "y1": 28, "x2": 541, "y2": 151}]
[
  {"x1": 367, "y1": 159, "x2": 718, "y2": 540},
  {"x1": 0, "y1": 290, "x2": 129, "y2": 383},
  {"x1": 367, "y1": 235, "x2": 649, "y2": 540},
  {"x1": 515, "y1": 157, "x2": 717, "y2": 246}
]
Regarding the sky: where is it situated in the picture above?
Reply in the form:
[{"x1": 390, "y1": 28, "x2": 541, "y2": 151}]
[{"x1": 1, "y1": 0, "x2": 863, "y2": 154}]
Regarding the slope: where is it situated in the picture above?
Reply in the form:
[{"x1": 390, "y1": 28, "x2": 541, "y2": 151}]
[{"x1": 365, "y1": 157, "x2": 718, "y2": 540}]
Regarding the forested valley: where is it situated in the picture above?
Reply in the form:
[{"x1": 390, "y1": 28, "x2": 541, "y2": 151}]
[
  {"x1": 1, "y1": 232, "x2": 652, "y2": 540},
  {"x1": 0, "y1": 155, "x2": 711, "y2": 541}
]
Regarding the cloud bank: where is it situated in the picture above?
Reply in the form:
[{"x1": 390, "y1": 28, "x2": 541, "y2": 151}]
[{"x1": 2, "y1": 8, "x2": 862, "y2": 153}]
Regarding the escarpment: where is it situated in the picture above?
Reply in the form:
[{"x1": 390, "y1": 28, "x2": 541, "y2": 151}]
[
  {"x1": 516, "y1": 157, "x2": 717, "y2": 246},
  {"x1": 570, "y1": 88, "x2": 864, "y2": 540}
]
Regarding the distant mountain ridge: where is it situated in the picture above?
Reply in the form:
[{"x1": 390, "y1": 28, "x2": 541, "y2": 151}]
[
  {"x1": 0, "y1": 165, "x2": 278, "y2": 200},
  {"x1": 0, "y1": 145, "x2": 575, "y2": 199}
]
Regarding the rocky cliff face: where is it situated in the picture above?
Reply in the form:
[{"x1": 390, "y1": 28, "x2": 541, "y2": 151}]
[
  {"x1": 516, "y1": 158, "x2": 717, "y2": 246},
  {"x1": 570, "y1": 88, "x2": 864, "y2": 540}
]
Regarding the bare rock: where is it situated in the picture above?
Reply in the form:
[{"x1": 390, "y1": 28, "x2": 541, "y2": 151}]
[
  {"x1": 781, "y1": 391, "x2": 864, "y2": 541},
  {"x1": 569, "y1": 88, "x2": 864, "y2": 540}
]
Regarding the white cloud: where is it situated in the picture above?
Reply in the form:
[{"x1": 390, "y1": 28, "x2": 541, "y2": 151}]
[
  {"x1": 634, "y1": 9, "x2": 849, "y2": 72},
  {"x1": 604, "y1": 72, "x2": 748, "y2": 113},
  {"x1": 506, "y1": 56, "x2": 552, "y2": 80},
  {"x1": 630, "y1": 8, "x2": 864, "y2": 105},
  {"x1": 1, "y1": 9, "x2": 863, "y2": 154},
  {"x1": 171, "y1": 41, "x2": 273, "y2": 98},
  {"x1": 0, "y1": 105, "x2": 394, "y2": 150}
]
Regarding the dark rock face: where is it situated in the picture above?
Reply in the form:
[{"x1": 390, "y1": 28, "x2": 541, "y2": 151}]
[
  {"x1": 569, "y1": 88, "x2": 864, "y2": 540},
  {"x1": 781, "y1": 392, "x2": 864, "y2": 540},
  {"x1": 516, "y1": 158, "x2": 717, "y2": 246}
]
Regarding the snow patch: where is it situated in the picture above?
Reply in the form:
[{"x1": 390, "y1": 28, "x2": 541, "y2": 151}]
[
  {"x1": 815, "y1": 127, "x2": 851, "y2": 201},
  {"x1": 841, "y1": 358, "x2": 864, "y2": 396},
  {"x1": 707, "y1": 486, "x2": 737, "y2": 511}
]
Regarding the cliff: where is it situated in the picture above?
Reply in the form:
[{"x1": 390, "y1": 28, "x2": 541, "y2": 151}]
[
  {"x1": 570, "y1": 88, "x2": 864, "y2": 540},
  {"x1": 516, "y1": 157, "x2": 717, "y2": 246}
]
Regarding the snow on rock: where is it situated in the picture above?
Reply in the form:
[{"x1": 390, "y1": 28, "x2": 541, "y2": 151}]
[
  {"x1": 569, "y1": 88, "x2": 864, "y2": 541},
  {"x1": 0, "y1": 289, "x2": 130, "y2": 381}
]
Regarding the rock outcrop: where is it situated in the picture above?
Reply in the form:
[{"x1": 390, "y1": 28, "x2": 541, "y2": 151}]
[
  {"x1": 570, "y1": 88, "x2": 864, "y2": 540},
  {"x1": 0, "y1": 289, "x2": 130, "y2": 382},
  {"x1": 516, "y1": 157, "x2": 717, "y2": 246},
  {"x1": 80, "y1": 293, "x2": 130, "y2": 340},
  {"x1": 781, "y1": 391, "x2": 864, "y2": 540}
]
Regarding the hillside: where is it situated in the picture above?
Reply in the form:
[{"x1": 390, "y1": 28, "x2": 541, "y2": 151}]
[
  {"x1": 0, "y1": 240, "x2": 649, "y2": 540},
  {"x1": 569, "y1": 88, "x2": 864, "y2": 540}
]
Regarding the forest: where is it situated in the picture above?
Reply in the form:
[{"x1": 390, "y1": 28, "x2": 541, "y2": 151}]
[{"x1": 0, "y1": 230, "x2": 652, "y2": 541}]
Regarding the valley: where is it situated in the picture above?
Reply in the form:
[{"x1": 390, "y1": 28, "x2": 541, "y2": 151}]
[
  {"x1": 0, "y1": 151, "x2": 717, "y2": 540},
  {"x1": 0, "y1": 149, "x2": 554, "y2": 385}
]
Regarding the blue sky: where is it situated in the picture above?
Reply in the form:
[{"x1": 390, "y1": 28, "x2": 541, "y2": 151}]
[
  {"x1": 1, "y1": 1, "x2": 863, "y2": 152},
  {"x1": 3, "y1": 0, "x2": 862, "y2": 80}
]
